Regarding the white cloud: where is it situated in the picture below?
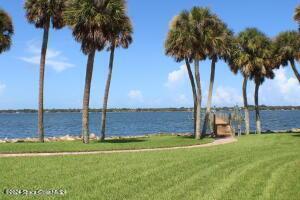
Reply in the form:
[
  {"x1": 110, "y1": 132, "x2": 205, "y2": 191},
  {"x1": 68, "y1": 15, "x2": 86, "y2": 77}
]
[
  {"x1": 128, "y1": 90, "x2": 143, "y2": 102},
  {"x1": 212, "y1": 86, "x2": 243, "y2": 107},
  {"x1": 19, "y1": 41, "x2": 74, "y2": 72},
  {"x1": 0, "y1": 82, "x2": 6, "y2": 95},
  {"x1": 165, "y1": 65, "x2": 188, "y2": 88},
  {"x1": 175, "y1": 94, "x2": 189, "y2": 105},
  {"x1": 275, "y1": 68, "x2": 299, "y2": 95},
  {"x1": 260, "y1": 68, "x2": 300, "y2": 105}
]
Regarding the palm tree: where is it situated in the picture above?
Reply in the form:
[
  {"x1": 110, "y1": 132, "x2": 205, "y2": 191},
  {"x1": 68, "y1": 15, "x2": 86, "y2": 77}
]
[
  {"x1": 237, "y1": 28, "x2": 275, "y2": 134},
  {"x1": 166, "y1": 7, "x2": 214, "y2": 139},
  {"x1": 190, "y1": 7, "x2": 225, "y2": 139},
  {"x1": 274, "y1": 31, "x2": 300, "y2": 83},
  {"x1": 165, "y1": 11, "x2": 198, "y2": 136},
  {"x1": 0, "y1": 8, "x2": 14, "y2": 54},
  {"x1": 64, "y1": 0, "x2": 126, "y2": 143},
  {"x1": 201, "y1": 15, "x2": 234, "y2": 135},
  {"x1": 294, "y1": 5, "x2": 300, "y2": 31},
  {"x1": 25, "y1": 0, "x2": 65, "y2": 142},
  {"x1": 100, "y1": 10, "x2": 133, "y2": 142},
  {"x1": 228, "y1": 38, "x2": 252, "y2": 135}
]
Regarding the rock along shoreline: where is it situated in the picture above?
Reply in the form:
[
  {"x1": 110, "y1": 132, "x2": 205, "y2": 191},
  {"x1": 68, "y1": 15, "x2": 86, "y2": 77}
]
[
  {"x1": 0, "y1": 129, "x2": 299, "y2": 144},
  {"x1": 0, "y1": 133, "x2": 193, "y2": 144}
]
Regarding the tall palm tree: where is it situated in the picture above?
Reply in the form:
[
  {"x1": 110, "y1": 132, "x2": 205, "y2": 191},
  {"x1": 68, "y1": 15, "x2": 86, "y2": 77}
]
[
  {"x1": 237, "y1": 28, "x2": 275, "y2": 134},
  {"x1": 64, "y1": 0, "x2": 126, "y2": 143},
  {"x1": 201, "y1": 15, "x2": 234, "y2": 135},
  {"x1": 228, "y1": 38, "x2": 252, "y2": 135},
  {"x1": 190, "y1": 7, "x2": 223, "y2": 139},
  {"x1": 100, "y1": 10, "x2": 133, "y2": 142},
  {"x1": 25, "y1": 0, "x2": 65, "y2": 142},
  {"x1": 274, "y1": 31, "x2": 300, "y2": 83},
  {"x1": 166, "y1": 7, "x2": 214, "y2": 139},
  {"x1": 294, "y1": 5, "x2": 300, "y2": 31},
  {"x1": 165, "y1": 11, "x2": 198, "y2": 136},
  {"x1": 0, "y1": 8, "x2": 14, "y2": 54}
]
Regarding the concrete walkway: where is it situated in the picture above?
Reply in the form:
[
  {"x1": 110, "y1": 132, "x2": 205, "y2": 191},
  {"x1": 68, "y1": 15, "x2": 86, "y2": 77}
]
[{"x1": 0, "y1": 137, "x2": 237, "y2": 158}]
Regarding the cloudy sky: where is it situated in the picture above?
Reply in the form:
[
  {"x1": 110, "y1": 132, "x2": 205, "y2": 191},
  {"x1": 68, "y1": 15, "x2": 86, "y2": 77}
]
[{"x1": 0, "y1": 0, "x2": 299, "y2": 109}]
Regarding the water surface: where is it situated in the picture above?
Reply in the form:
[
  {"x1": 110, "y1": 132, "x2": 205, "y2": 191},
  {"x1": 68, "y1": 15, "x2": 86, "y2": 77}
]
[{"x1": 0, "y1": 110, "x2": 299, "y2": 139}]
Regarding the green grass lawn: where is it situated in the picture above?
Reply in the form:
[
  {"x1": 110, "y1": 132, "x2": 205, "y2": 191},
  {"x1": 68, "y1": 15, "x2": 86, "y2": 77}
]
[
  {"x1": 0, "y1": 133, "x2": 300, "y2": 200},
  {"x1": 0, "y1": 135, "x2": 213, "y2": 154}
]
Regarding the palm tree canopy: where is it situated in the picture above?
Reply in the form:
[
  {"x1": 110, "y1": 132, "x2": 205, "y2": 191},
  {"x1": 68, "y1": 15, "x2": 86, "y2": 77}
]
[
  {"x1": 207, "y1": 21, "x2": 234, "y2": 62},
  {"x1": 230, "y1": 28, "x2": 275, "y2": 84},
  {"x1": 165, "y1": 7, "x2": 233, "y2": 63},
  {"x1": 24, "y1": 0, "x2": 65, "y2": 29},
  {"x1": 294, "y1": 5, "x2": 300, "y2": 23},
  {"x1": 165, "y1": 10, "x2": 196, "y2": 62},
  {"x1": 189, "y1": 7, "x2": 214, "y2": 60},
  {"x1": 189, "y1": 7, "x2": 234, "y2": 61},
  {"x1": 274, "y1": 31, "x2": 300, "y2": 66},
  {"x1": 105, "y1": 9, "x2": 133, "y2": 49},
  {"x1": 0, "y1": 8, "x2": 14, "y2": 53},
  {"x1": 64, "y1": 0, "x2": 128, "y2": 54}
]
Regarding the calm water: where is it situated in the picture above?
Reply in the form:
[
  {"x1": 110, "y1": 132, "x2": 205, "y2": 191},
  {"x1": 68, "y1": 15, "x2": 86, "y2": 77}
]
[{"x1": 0, "y1": 110, "x2": 299, "y2": 139}]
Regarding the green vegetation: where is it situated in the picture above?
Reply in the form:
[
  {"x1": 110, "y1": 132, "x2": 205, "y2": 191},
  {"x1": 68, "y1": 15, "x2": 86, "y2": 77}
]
[
  {"x1": 0, "y1": 134, "x2": 299, "y2": 199},
  {"x1": 0, "y1": 8, "x2": 14, "y2": 54},
  {"x1": 274, "y1": 31, "x2": 300, "y2": 83},
  {"x1": 165, "y1": 7, "x2": 235, "y2": 139},
  {"x1": 230, "y1": 28, "x2": 276, "y2": 135},
  {"x1": 0, "y1": 135, "x2": 212, "y2": 154}
]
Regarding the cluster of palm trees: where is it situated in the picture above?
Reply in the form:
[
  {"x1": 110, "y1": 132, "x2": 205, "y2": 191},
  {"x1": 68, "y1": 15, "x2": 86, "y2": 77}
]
[
  {"x1": 1, "y1": 3, "x2": 300, "y2": 143},
  {"x1": 23, "y1": 0, "x2": 133, "y2": 144},
  {"x1": 165, "y1": 6, "x2": 300, "y2": 139},
  {"x1": 165, "y1": 7, "x2": 234, "y2": 139}
]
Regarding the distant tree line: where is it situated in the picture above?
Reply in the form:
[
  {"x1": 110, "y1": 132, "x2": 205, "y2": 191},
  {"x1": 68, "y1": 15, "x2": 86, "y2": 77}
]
[{"x1": 0, "y1": 106, "x2": 299, "y2": 114}]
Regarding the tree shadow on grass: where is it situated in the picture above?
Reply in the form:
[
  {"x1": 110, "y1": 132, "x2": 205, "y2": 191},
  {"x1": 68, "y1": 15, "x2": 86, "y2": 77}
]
[
  {"x1": 104, "y1": 138, "x2": 146, "y2": 144},
  {"x1": 180, "y1": 135, "x2": 195, "y2": 139},
  {"x1": 291, "y1": 134, "x2": 300, "y2": 138}
]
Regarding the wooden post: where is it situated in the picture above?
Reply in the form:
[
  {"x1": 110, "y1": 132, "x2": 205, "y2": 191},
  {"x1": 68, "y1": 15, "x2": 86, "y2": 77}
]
[
  {"x1": 228, "y1": 113, "x2": 234, "y2": 136},
  {"x1": 213, "y1": 113, "x2": 216, "y2": 137}
]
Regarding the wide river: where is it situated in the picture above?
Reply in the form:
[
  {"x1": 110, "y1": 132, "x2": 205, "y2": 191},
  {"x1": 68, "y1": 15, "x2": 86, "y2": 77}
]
[{"x1": 0, "y1": 110, "x2": 299, "y2": 139}]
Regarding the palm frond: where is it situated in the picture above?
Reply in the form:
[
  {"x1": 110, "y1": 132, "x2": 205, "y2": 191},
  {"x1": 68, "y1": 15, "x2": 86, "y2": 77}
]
[
  {"x1": 64, "y1": 0, "x2": 132, "y2": 54},
  {"x1": 24, "y1": 0, "x2": 65, "y2": 29},
  {"x1": 0, "y1": 8, "x2": 14, "y2": 53}
]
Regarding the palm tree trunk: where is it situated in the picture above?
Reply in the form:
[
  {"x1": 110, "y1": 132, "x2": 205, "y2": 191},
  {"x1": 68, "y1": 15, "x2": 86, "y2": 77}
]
[
  {"x1": 82, "y1": 50, "x2": 96, "y2": 144},
  {"x1": 290, "y1": 59, "x2": 300, "y2": 83},
  {"x1": 100, "y1": 45, "x2": 115, "y2": 142},
  {"x1": 202, "y1": 58, "x2": 216, "y2": 135},
  {"x1": 185, "y1": 58, "x2": 197, "y2": 136},
  {"x1": 243, "y1": 77, "x2": 250, "y2": 135},
  {"x1": 194, "y1": 59, "x2": 202, "y2": 139},
  {"x1": 38, "y1": 22, "x2": 50, "y2": 143},
  {"x1": 254, "y1": 82, "x2": 261, "y2": 134}
]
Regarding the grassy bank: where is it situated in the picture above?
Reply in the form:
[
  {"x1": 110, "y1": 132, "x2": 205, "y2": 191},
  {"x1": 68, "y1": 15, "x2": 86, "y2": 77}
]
[
  {"x1": 0, "y1": 135, "x2": 213, "y2": 154},
  {"x1": 0, "y1": 134, "x2": 299, "y2": 200}
]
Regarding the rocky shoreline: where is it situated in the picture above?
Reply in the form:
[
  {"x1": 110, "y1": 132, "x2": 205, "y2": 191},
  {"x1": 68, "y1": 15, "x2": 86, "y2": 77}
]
[
  {"x1": 0, "y1": 133, "x2": 177, "y2": 144},
  {"x1": 0, "y1": 129, "x2": 299, "y2": 143}
]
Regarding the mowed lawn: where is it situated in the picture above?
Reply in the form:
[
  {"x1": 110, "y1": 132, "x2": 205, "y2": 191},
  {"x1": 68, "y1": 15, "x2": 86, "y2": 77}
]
[
  {"x1": 0, "y1": 134, "x2": 300, "y2": 200},
  {"x1": 0, "y1": 135, "x2": 212, "y2": 153}
]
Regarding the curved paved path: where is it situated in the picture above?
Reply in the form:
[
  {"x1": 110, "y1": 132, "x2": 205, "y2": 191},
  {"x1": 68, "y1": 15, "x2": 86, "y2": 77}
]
[{"x1": 0, "y1": 137, "x2": 237, "y2": 158}]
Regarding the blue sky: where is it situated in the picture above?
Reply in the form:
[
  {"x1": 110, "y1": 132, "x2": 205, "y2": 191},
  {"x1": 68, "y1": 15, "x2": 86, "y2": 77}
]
[{"x1": 0, "y1": 0, "x2": 300, "y2": 109}]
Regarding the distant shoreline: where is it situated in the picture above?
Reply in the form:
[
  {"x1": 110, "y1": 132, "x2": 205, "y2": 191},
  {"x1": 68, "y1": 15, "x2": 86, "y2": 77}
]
[{"x1": 0, "y1": 106, "x2": 300, "y2": 113}]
